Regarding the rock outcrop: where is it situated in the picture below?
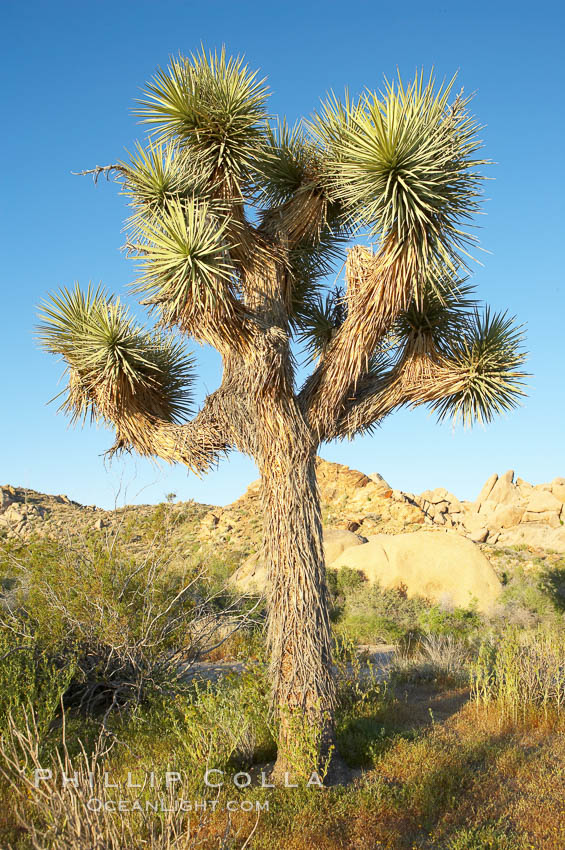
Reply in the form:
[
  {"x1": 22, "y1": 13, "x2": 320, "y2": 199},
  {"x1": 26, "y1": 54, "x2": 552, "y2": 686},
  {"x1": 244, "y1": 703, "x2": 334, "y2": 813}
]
[
  {"x1": 406, "y1": 472, "x2": 565, "y2": 551},
  {"x1": 231, "y1": 528, "x2": 367, "y2": 593},
  {"x1": 2, "y1": 463, "x2": 564, "y2": 559},
  {"x1": 232, "y1": 526, "x2": 503, "y2": 613},
  {"x1": 197, "y1": 458, "x2": 426, "y2": 552},
  {"x1": 0, "y1": 485, "x2": 100, "y2": 541},
  {"x1": 330, "y1": 529, "x2": 502, "y2": 612}
]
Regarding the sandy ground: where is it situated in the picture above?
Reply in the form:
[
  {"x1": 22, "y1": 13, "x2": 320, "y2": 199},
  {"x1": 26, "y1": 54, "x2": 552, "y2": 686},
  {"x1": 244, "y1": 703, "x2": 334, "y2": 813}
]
[{"x1": 182, "y1": 644, "x2": 397, "y2": 684}]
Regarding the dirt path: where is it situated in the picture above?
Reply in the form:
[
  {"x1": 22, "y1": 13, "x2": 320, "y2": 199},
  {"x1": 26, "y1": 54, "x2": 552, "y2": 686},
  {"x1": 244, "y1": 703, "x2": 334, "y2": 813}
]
[{"x1": 182, "y1": 643, "x2": 397, "y2": 684}]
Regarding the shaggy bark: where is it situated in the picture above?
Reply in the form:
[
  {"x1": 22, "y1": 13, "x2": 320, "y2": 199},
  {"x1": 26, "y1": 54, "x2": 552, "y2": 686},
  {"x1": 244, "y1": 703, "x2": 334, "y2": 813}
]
[
  {"x1": 240, "y1": 255, "x2": 336, "y2": 778},
  {"x1": 260, "y1": 442, "x2": 335, "y2": 779}
]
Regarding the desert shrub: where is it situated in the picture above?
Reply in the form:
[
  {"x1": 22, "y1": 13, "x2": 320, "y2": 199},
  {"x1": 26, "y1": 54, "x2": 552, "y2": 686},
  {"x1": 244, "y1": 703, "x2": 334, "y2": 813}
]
[
  {"x1": 333, "y1": 636, "x2": 392, "y2": 766},
  {"x1": 326, "y1": 566, "x2": 366, "y2": 602},
  {"x1": 0, "y1": 536, "x2": 255, "y2": 714},
  {"x1": 471, "y1": 628, "x2": 565, "y2": 720},
  {"x1": 329, "y1": 571, "x2": 486, "y2": 647},
  {"x1": 185, "y1": 547, "x2": 252, "y2": 594},
  {"x1": 418, "y1": 605, "x2": 481, "y2": 639},
  {"x1": 328, "y1": 570, "x2": 484, "y2": 646},
  {"x1": 139, "y1": 667, "x2": 274, "y2": 773},
  {"x1": 201, "y1": 624, "x2": 265, "y2": 662},
  {"x1": 0, "y1": 711, "x2": 248, "y2": 850},
  {"x1": 331, "y1": 579, "x2": 428, "y2": 644},
  {"x1": 491, "y1": 565, "x2": 564, "y2": 629},
  {"x1": 538, "y1": 563, "x2": 565, "y2": 612},
  {"x1": 334, "y1": 611, "x2": 407, "y2": 644},
  {"x1": 0, "y1": 625, "x2": 75, "y2": 739}
]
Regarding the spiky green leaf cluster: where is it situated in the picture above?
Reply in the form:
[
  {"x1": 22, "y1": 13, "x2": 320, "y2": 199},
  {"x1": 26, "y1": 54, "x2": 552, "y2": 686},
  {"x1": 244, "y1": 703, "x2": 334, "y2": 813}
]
[
  {"x1": 120, "y1": 140, "x2": 209, "y2": 240},
  {"x1": 394, "y1": 275, "x2": 478, "y2": 354},
  {"x1": 39, "y1": 53, "x2": 527, "y2": 442},
  {"x1": 257, "y1": 120, "x2": 313, "y2": 207},
  {"x1": 431, "y1": 309, "x2": 528, "y2": 426},
  {"x1": 287, "y1": 225, "x2": 348, "y2": 319},
  {"x1": 296, "y1": 287, "x2": 346, "y2": 361},
  {"x1": 136, "y1": 48, "x2": 270, "y2": 193},
  {"x1": 310, "y1": 73, "x2": 486, "y2": 276},
  {"x1": 132, "y1": 198, "x2": 237, "y2": 328},
  {"x1": 37, "y1": 285, "x2": 194, "y2": 423}
]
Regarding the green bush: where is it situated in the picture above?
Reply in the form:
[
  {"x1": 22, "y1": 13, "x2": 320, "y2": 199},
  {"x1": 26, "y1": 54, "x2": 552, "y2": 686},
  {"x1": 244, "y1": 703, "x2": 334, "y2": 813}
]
[
  {"x1": 418, "y1": 605, "x2": 481, "y2": 639},
  {"x1": 137, "y1": 667, "x2": 275, "y2": 775},
  {"x1": 329, "y1": 574, "x2": 429, "y2": 644},
  {"x1": 335, "y1": 611, "x2": 407, "y2": 644},
  {"x1": 0, "y1": 624, "x2": 75, "y2": 738},
  {"x1": 495, "y1": 565, "x2": 563, "y2": 626},
  {"x1": 0, "y1": 535, "x2": 252, "y2": 714},
  {"x1": 332, "y1": 636, "x2": 400, "y2": 766},
  {"x1": 538, "y1": 564, "x2": 565, "y2": 612}
]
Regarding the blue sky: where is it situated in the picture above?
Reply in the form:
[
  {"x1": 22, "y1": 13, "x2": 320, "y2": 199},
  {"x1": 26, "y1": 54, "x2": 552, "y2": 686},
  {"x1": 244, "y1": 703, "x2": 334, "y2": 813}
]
[{"x1": 1, "y1": 0, "x2": 564, "y2": 509}]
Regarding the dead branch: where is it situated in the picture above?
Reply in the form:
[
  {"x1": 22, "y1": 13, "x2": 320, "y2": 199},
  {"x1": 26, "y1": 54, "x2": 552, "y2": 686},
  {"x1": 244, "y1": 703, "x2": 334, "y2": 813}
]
[{"x1": 71, "y1": 163, "x2": 123, "y2": 183}]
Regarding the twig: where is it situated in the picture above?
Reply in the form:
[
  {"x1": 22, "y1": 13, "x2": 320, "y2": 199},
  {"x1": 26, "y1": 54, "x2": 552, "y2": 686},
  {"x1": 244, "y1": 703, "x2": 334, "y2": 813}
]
[{"x1": 71, "y1": 164, "x2": 123, "y2": 184}]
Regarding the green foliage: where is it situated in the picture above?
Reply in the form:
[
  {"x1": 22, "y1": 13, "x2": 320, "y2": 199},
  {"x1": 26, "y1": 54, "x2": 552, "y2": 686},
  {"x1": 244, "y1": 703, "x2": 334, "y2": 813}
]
[
  {"x1": 1, "y1": 536, "x2": 213, "y2": 712},
  {"x1": 141, "y1": 668, "x2": 274, "y2": 772},
  {"x1": 329, "y1": 573, "x2": 429, "y2": 644},
  {"x1": 296, "y1": 286, "x2": 346, "y2": 361},
  {"x1": 310, "y1": 72, "x2": 485, "y2": 274},
  {"x1": 39, "y1": 51, "x2": 529, "y2": 440},
  {"x1": 132, "y1": 198, "x2": 239, "y2": 328},
  {"x1": 120, "y1": 139, "x2": 209, "y2": 240},
  {"x1": 431, "y1": 307, "x2": 528, "y2": 427},
  {"x1": 258, "y1": 119, "x2": 314, "y2": 207},
  {"x1": 329, "y1": 556, "x2": 564, "y2": 652},
  {"x1": 538, "y1": 563, "x2": 565, "y2": 612},
  {"x1": 327, "y1": 565, "x2": 366, "y2": 598},
  {"x1": 471, "y1": 628, "x2": 565, "y2": 720},
  {"x1": 394, "y1": 275, "x2": 477, "y2": 353},
  {"x1": 37, "y1": 283, "x2": 194, "y2": 424},
  {"x1": 447, "y1": 824, "x2": 517, "y2": 850},
  {"x1": 0, "y1": 625, "x2": 75, "y2": 738},
  {"x1": 418, "y1": 605, "x2": 481, "y2": 639},
  {"x1": 336, "y1": 611, "x2": 408, "y2": 645},
  {"x1": 9, "y1": 537, "x2": 192, "y2": 648},
  {"x1": 333, "y1": 636, "x2": 393, "y2": 766},
  {"x1": 496, "y1": 563, "x2": 562, "y2": 624},
  {"x1": 136, "y1": 48, "x2": 270, "y2": 191}
]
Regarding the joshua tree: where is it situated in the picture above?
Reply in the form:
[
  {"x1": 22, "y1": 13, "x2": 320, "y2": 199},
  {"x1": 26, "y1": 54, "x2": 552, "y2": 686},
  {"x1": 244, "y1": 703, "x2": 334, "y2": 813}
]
[{"x1": 39, "y1": 51, "x2": 526, "y2": 776}]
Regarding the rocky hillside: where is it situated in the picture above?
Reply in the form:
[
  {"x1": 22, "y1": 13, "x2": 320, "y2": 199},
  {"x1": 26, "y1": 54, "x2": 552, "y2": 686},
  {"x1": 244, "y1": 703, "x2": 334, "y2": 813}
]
[
  {"x1": 1, "y1": 460, "x2": 564, "y2": 556},
  {"x1": 196, "y1": 458, "x2": 426, "y2": 553},
  {"x1": 0, "y1": 484, "x2": 213, "y2": 561},
  {"x1": 404, "y1": 470, "x2": 565, "y2": 551}
]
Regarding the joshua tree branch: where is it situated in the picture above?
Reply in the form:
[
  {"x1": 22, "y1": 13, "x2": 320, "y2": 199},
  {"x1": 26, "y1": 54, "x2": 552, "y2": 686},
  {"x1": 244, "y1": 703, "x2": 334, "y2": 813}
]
[
  {"x1": 299, "y1": 239, "x2": 414, "y2": 438},
  {"x1": 325, "y1": 353, "x2": 465, "y2": 441},
  {"x1": 107, "y1": 385, "x2": 235, "y2": 475}
]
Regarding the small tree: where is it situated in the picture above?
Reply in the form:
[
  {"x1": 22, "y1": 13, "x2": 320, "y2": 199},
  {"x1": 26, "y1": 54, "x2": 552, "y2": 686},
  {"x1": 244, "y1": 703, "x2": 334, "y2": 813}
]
[{"x1": 38, "y1": 51, "x2": 526, "y2": 777}]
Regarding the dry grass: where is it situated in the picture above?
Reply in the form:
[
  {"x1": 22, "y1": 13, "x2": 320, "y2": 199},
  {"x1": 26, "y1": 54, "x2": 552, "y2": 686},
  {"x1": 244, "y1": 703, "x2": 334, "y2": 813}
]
[
  {"x1": 471, "y1": 628, "x2": 565, "y2": 722},
  {"x1": 1, "y1": 674, "x2": 563, "y2": 849},
  {"x1": 391, "y1": 633, "x2": 470, "y2": 685},
  {"x1": 0, "y1": 711, "x2": 258, "y2": 850},
  {"x1": 234, "y1": 697, "x2": 565, "y2": 849}
]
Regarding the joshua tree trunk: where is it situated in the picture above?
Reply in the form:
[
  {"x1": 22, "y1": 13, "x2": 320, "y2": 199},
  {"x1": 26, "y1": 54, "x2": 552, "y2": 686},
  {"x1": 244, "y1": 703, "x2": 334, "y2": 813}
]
[{"x1": 259, "y1": 441, "x2": 335, "y2": 780}]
